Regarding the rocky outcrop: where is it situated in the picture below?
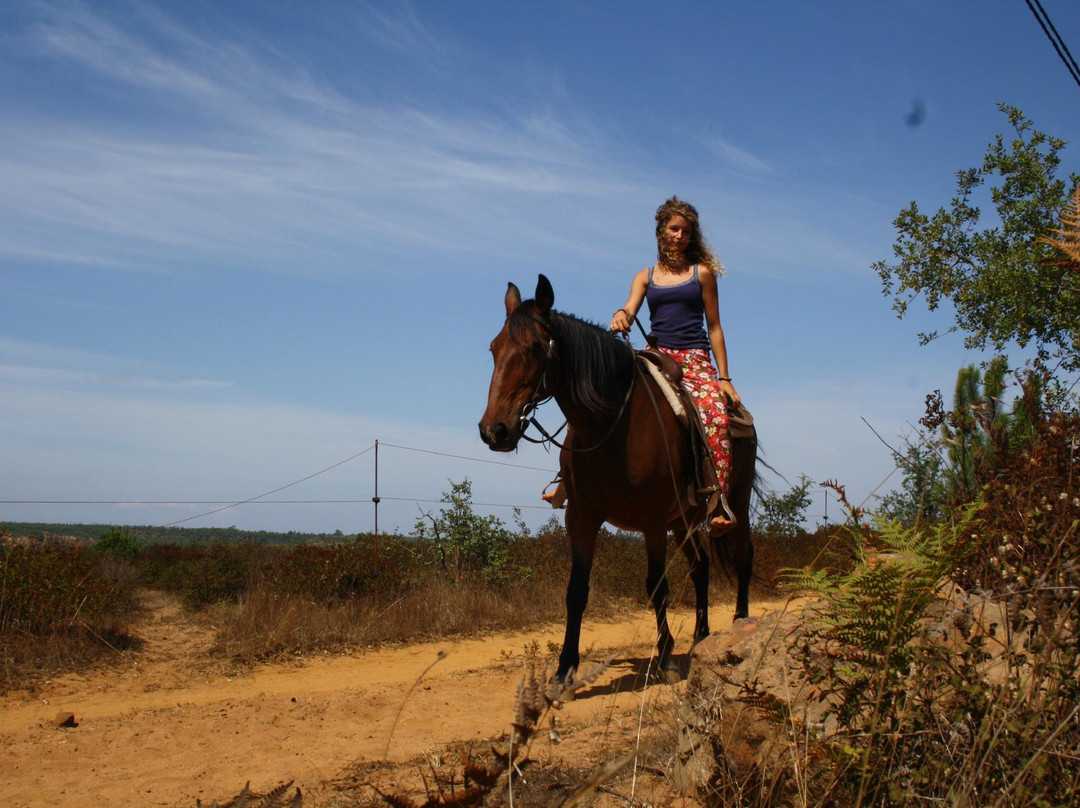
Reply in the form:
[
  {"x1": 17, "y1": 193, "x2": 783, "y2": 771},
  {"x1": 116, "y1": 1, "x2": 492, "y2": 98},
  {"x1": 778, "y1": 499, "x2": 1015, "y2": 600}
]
[{"x1": 674, "y1": 607, "x2": 822, "y2": 796}]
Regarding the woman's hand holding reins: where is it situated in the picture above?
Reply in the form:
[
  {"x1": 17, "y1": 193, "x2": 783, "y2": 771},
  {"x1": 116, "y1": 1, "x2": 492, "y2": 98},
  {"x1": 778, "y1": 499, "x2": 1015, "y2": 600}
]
[
  {"x1": 610, "y1": 308, "x2": 632, "y2": 333},
  {"x1": 718, "y1": 378, "x2": 741, "y2": 408}
]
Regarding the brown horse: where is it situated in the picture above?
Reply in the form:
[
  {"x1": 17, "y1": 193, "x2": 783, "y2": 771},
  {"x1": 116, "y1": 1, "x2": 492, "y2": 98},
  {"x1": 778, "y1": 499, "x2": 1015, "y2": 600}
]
[{"x1": 479, "y1": 275, "x2": 757, "y2": 681}]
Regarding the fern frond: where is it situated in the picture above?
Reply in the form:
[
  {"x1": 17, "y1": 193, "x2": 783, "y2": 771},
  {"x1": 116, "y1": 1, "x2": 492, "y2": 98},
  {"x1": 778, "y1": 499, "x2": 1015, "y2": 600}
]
[
  {"x1": 371, "y1": 786, "x2": 418, "y2": 808},
  {"x1": 462, "y1": 758, "x2": 502, "y2": 788},
  {"x1": 420, "y1": 786, "x2": 487, "y2": 807},
  {"x1": 1038, "y1": 185, "x2": 1080, "y2": 267}
]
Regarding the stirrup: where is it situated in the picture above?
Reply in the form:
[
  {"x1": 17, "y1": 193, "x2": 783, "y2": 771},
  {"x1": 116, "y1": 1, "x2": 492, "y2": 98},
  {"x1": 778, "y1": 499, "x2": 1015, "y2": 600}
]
[
  {"x1": 541, "y1": 477, "x2": 567, "y2": 509},
  {"x1": 709, "y1": 493, "x2": 737, "y2": 536}
]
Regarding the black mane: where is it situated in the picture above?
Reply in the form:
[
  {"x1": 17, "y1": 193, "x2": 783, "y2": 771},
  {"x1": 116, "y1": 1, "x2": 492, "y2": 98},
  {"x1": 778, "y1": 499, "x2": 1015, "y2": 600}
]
[{"x1": 508, "y1": 302, "x2": 636, "y2": 417}]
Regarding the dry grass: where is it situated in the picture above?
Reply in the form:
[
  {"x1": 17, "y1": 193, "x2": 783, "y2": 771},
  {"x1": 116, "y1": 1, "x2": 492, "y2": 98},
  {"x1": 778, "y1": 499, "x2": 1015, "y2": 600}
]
[
  {"x1": 0, "y1": 532, "x2": 145, "y2": 692},
  {"x1": 211, "y1": 569, "x2": 648, "y2": 664}
]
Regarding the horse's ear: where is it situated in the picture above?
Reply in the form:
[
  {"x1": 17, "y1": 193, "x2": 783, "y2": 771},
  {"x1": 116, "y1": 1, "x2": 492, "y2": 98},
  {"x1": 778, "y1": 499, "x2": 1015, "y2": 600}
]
[
  {"x1": 535, "y1": 274, "x2": 554, "y2": 315},
  {"x1": 505, "y1": 282, "x2": 522, "y2": 318}
]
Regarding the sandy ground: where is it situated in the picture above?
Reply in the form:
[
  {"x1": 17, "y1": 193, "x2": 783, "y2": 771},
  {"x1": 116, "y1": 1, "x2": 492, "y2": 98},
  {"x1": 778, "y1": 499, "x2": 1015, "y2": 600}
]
[{"x1": 0, "y1": 591, "x2": 785, "y2": 807}]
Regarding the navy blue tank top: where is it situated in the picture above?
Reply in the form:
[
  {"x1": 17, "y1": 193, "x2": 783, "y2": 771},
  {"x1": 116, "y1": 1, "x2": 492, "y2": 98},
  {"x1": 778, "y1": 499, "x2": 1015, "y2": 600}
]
[{"x1": 645, "y1": 265, "x2": 710, "y2": 350}]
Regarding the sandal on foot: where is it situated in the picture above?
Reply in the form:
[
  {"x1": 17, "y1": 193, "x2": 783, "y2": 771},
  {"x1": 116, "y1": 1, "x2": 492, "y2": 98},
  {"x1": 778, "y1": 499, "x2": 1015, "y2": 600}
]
[
  {"x1": 709, "y1": 515, "x2": 737, "y2": 536},
  {"x1": 541, "y1": 481, "x2": 567, "y2": 509}
]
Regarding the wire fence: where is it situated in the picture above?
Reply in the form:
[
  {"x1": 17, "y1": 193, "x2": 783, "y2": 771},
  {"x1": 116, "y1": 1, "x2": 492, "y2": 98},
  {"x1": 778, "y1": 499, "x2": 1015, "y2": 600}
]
[
  {"x1": 2, "y1": 438, "x2": 852, "y2": 533},
  {"x1": 0, "y1": 439, "x2": 558, "y2": 530}
]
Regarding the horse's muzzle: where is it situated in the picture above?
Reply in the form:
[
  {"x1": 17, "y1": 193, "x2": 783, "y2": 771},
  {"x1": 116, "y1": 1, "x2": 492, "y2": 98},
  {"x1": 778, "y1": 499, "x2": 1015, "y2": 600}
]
[{"x1": 478, "y1": 420, "x2": 519, "y2": 452}]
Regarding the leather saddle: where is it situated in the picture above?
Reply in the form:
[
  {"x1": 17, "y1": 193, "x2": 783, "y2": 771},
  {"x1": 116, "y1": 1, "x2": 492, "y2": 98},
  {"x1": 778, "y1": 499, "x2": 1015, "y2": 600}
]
[{"x1": 636, "y1": 348, "x2": 755, "y2": 514}]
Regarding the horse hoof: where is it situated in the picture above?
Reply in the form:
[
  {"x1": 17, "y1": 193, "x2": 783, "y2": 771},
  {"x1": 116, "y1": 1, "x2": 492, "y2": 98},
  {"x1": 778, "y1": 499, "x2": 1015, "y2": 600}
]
[{"x1": 652, "y1": 659, "x2": 681, "y2": 685}]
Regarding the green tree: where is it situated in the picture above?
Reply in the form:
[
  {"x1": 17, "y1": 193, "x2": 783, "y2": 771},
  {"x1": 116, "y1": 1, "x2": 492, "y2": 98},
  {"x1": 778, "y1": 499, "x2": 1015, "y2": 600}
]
[
  {"x1": 943, "y1": 359, "x2": 1010, "y2": 501},
  {"x1": 874, "y1": 104, "x2": 1080, "y2": 369},
  {"x1": 755, "y1": 474, "x2": 814, "y2": 538},
  {"x1": 414, "y1": 478, "x2": 517, "y2": 582},
  {"x1": 875, "y1": 431, "x2": 947, "y2": 528},
  {"x1": 92, "y1": 527, "x2": 143, "y2": 559}
]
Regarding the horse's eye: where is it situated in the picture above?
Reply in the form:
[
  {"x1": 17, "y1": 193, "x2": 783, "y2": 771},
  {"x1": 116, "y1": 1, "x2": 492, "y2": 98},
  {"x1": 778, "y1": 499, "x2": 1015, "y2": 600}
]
[{"x1": 528, "y1": 342, "x2": 546, "y2": 358}]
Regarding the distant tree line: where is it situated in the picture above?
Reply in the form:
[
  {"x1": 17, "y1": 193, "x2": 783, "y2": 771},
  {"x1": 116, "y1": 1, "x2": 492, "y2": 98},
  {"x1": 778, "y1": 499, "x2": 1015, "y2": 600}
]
[{"x1": 2, "y1": 522, "x2": 354, "y2": 546}]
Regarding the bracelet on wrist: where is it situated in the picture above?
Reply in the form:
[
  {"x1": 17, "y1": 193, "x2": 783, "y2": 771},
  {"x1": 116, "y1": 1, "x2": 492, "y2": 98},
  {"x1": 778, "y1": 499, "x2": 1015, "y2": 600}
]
[
  {"x1": 718, "y1": 376, "x2": 732, "y2": 382},
  {"x1": 614, "y1": 308, "x2": 629, "y2": 318}
]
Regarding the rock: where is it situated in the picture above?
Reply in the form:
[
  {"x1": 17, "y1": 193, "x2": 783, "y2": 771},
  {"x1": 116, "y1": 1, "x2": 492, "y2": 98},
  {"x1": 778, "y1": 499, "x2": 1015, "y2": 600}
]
[
  {"x1": 675, "y1": 605, "x2": 824, "y2": 799},
  {"x1": 54, "y1": 712, "x2": 77, "y2": 728}
]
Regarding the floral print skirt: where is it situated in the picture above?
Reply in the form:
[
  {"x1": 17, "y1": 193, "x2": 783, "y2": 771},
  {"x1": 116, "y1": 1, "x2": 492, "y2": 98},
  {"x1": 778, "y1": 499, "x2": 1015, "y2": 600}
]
[{"x1": 657, "y1": 347, "x2": 731, "y2": 494}]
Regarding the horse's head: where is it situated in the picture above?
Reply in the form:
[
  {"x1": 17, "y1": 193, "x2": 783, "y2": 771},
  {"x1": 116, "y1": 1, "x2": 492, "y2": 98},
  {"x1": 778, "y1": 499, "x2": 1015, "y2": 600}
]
[{"x1": 478, "y1": 275, "x2": 555, "y2": 452}]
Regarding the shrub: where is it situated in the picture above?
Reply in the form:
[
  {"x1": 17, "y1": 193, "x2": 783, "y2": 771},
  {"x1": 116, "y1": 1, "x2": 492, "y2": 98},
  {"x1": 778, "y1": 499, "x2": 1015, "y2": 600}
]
[
  {"x1": 139, "y1": 542, "x2": 265, "y2": 610},
  {"x1": 0, "y1": 540, "x2": 139, "y2": 690},
  {"x1": 92, "y1": 526, "x2": 143, "y2": 559},
  {"x1": 777, "y1": 377, "x2": 1080, "y2": 806},
  {"x1": 754, "y1": 474, "x2": 814, "y2": 539},
  {"x1": 1, "y1": 542, "x2": 135, "y2": 636},
  {"x1": 414, "y1": 478, "x2": 524, "y2": 584}
]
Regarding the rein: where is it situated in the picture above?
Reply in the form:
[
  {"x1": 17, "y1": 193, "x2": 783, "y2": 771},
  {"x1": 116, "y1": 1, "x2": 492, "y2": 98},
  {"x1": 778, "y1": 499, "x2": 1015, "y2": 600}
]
[
  {"x1": 517, "y1": 319, "x2": 638, "y2": 454},
  {"x1": 516, "y1": 310, "x2": 703, "y2": 537},
  {"x1": 521, "y1": 363, "x2": 636, "y2": 453}
]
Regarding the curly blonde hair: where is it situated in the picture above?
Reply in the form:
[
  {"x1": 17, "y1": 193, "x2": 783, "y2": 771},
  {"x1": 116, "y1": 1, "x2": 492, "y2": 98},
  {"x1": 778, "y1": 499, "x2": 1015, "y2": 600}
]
[{"x1": 654, "y1": 196, "x2": 725, "y2": 275}]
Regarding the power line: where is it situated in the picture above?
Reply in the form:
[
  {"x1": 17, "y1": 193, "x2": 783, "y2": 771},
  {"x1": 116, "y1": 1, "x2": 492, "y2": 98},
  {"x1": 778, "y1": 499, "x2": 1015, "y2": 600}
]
[
  {"x1": 2, "y1": 439, "x2": 557, "y2": 525},
  {"x1": 1025, "y1": 0, "x2": 1080, "y2": 90},
  {"x1": 1, "y1": 500, "x2": 374, "y2": 505},
  {"x1": 378, "y1": 441, "x2": 553, "y2": 472},
  {"x1": 157, "y1": 444, "x2": 378, "y2": 527},
  {"x1": 0, "y1": 497, "x2": 551, "y2": 510}
]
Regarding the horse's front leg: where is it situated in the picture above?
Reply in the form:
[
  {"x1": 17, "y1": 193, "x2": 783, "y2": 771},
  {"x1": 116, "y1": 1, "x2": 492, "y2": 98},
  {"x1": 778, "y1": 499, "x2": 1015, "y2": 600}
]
[
  {"x1": 644, "y1": 528, "x2": 677, "y2": 678},
  {"x1": 678, "y1": 528, "x2": 711, "y2": 644},
  {"x1": 556, "y1": 505, "x2": 602, "y2": 682}
]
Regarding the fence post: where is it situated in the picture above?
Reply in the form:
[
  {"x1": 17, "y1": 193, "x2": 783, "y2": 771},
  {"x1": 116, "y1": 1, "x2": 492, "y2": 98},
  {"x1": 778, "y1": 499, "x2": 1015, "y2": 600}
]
[{"x1": 372, "y1": 439, "x2": 380, "y2": 562}]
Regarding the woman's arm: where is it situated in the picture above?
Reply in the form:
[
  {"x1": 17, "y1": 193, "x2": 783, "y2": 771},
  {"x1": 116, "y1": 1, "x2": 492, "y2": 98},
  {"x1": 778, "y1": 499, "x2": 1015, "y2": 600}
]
[
  {"x1": 610, "y1": 268, "x2": 649, "y2": 333},
  {"x1": 699, "y1": 266, "x2": 741, "y2": 407}
]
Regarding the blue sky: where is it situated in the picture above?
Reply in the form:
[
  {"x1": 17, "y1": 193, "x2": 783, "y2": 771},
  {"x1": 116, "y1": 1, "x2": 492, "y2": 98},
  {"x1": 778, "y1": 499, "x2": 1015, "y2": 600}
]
[{"x1": 2, "y1": 0, "x2": 1079, "y2": 535}]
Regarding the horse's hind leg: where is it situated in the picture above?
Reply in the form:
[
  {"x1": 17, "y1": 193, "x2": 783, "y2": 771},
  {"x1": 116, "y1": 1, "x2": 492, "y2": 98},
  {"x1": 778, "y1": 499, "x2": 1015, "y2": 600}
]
[
  {"x1": 556, "y1": 506, "x2": 602, "y2": 682},
  {"x1": 678, "y1": 528, "x2": 711, "y2": 643},
  {"x1": 727, "y1": 432, "x2": 756, "y2": 620},
  {"x1": 731, "y1": 521, "x2": 753, "y2": 619},
  {"x1": 644, "y1": 528, "x2": 678, "y2": 677}
]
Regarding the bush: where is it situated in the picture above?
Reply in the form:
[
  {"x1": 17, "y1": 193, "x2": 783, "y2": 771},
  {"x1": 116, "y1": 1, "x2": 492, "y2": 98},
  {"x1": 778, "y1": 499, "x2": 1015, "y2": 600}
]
[
  {"x1": 754, "y1": 474, "x2": 814, "y2": 539},
  {"x1": 92, "y1": 526, "x2": 143, "y2": 559},
  {"x1": 773, "y1": 376, "x2": 1080, "y2": 806},
  {"x1": 414, "y1": 478, "x2": 524, "y2": 584},
  {"x1": 1, "y1": 542, "x2": 136, "y2": 636},
  {"x1": 0, "y1": 540, "x2": 139, "y2": 690},
  {"x1": 139, "y1": 542, "x2": 265, "y2": 610}
]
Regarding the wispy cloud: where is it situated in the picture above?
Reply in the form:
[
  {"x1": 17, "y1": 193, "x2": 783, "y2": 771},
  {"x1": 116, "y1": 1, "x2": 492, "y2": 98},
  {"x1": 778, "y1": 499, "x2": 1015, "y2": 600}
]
[
  {"x1": 700, "y1": 134, "x2": 775, "y2": 177},
  {"x1": 29, "y1": 1, "x2": 226, "y2": 101},
  {"x1": 359, "y1": 2, "x2": 449, "y2": 59},
  {"x1": 0, "y1": 4, "x2": 760, "y2": 278},
  {"x1": 2, "y1": 2, "x2": 865, "y2": 289},
  {"x1": 0, "y1": 337, "x2": 231, "y2": 393},
  {"x1": 2, "y1": 1, "x2": 631, "y2": 277},
  {"x1": 0, "y1": 365, "x2": 232, "y2": 392}
]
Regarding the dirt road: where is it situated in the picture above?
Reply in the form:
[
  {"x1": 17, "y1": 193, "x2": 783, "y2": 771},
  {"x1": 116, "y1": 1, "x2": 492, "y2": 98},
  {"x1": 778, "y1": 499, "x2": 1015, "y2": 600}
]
[{"x1": 0, "y1": 592, "x2": 781, "y2": 806}]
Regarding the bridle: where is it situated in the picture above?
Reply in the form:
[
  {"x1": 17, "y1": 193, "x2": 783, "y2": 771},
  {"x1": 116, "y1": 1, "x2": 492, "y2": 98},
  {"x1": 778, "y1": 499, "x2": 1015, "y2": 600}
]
[
  {"x1": 513, "y1": 317, "x2": 638, "y2": 453},
  {"x1": 513, "y1": 332, "x2": 557, "y2": 443},
  {"x1": 501, "y1": 307, "x2": 708, "y2": 539}
]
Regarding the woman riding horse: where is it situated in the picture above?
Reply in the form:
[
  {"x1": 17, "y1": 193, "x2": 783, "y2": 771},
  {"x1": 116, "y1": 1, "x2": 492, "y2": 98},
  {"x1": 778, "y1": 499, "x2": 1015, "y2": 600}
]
[
  {"x1": 479, "y1": 269, "x2": 757, "y2": 682},
  {"x1": 547, "y1": 197, "x2": 741, "y2": 536}
]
